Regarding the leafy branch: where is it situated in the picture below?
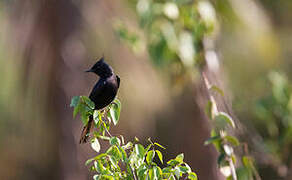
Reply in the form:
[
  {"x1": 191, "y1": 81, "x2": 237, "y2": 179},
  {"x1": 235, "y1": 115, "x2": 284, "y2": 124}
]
[{"x1": 71, "y1": 96, "x2": 197, "y2": 180}]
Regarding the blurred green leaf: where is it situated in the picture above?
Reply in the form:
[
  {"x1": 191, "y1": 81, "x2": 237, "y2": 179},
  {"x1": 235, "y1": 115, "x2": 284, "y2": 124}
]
[
  {"x1": 205, "y1": 100, "x2": 213, "y2": 120},
  {"x1": 225, "y1": 135, "x2": 240, "y2": 146},
  {"x1": 218, "y1": 153, "x2": 226, "y2": 166},
  {"x1": 214, "y1": 112, "x2": 235, "y2": 129},
  {"x1": 210, "y1": 85, "x2": 224, "y2": 96},
  {"x1": 204, "y1": 135, "x2": 221, "y2": 145}
]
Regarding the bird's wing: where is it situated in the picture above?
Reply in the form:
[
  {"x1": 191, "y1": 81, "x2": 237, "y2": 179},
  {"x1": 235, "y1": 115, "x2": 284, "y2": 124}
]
[
  {"x1": 89, "y1": 80, "x2": 106, "y2": 101},
  {"x1": 116, "y1": 75, "x2": 120, "y2": 88}
]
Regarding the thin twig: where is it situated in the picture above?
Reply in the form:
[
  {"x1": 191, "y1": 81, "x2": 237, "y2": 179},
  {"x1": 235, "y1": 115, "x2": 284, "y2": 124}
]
[{"x1": 228, "y1": 158, "x2": 237, "y2": 180}]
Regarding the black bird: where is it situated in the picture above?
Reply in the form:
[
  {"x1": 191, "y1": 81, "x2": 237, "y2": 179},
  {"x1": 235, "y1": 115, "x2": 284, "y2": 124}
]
[{"x1": 80, "y1": 57, "x2": 120, "y2": 143}]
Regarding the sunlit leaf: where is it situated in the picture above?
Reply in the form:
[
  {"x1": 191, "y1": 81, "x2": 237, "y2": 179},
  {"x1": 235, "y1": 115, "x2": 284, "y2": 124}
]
[
  {"x1": 154, "y1": 142, "x2": 166, "y2": 149},
  {"x1": 110, "y1": 137, "x2": 121, "y2": 146},
  {"x1": 146, "y1": 150, "x2": 155, "y2": 164},
  {"x1": 175, "y1": 153, "x2": 184, "y2": 163},
  {"x1": 110, "y1": 99, "x2": 121, "y2": 125},
  {"x1": 91, "y1": 138, "x2": 101, "y2": 152},
  {"x1": 122, "y1": 142, "x2": 133, "y2": 150},
  {"x1": 188, "y1": 172, "x2": 198, "y2": 180},
  {"x1": 155, "y1": 150, "x2": 163, "y2": 164},
  {"x1": 135, "y1": 144, "x2": 145, "y2": 158},
  {"x1": 93, "y1": 110, "x2": 100, "y2": 124}
]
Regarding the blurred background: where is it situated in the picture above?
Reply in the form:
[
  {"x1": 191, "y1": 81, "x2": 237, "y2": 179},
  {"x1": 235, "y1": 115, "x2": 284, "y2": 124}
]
[{"x1": 0, "y1": 0, "x2": 292, "y2": 180}]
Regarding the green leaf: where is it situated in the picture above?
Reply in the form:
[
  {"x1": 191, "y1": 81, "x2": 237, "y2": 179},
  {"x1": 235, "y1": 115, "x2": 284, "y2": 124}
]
[
  {"x1": 184, "y1": 163, "x2": 192, "y2": 173},
  {"x1": 94, "y1": 160, "x2": 105, "y2": 173},
  {"x1": 178, "y1": 166, "x2": 189, "y2": 173},
  {"x1": 93, "y1": 110, "x2": 101, "y2": 124},
  {"x1": 156, "y1": 166, "x2": 162, "y2": 178},
  {"x1": 167, "y1": 159, "x2": 180, "y2": 167},
  {"x1": 106, "y1": 146, "x2": 122, "y2": 161},
  {"x1": 217, "y1": 153, "x2": 226, "y2": 166},
  {"x1": 81, "y1": 109, "x2": 89, "y2": 125},
  {"x1": 225, "y1": 135, "x2": 240, "y2": 146},
  {"x1": 91, "y1": 138, "x2": 101, "y2": 152},
  {"x1": 242, "y1": 156, "x2": 255, "y2": 170},
  {"x1": 146, "y1": 150, "x2": 155, "y2": 164},
  {"x1": 70, "y1": 96, "x2": 80, "y2": 107},
  {"x1": 204, "y1": 135, "x2": 221, "y2": 145},
  {"x1": 162, "y1": 167, "x2": 172, "y2": 174},
  {"x1": 210, "y1": 85, "x2": 224, "y2": 96},
  {"x1": 175, "y1": 153, "x2": 184, "y2": 163},
  {"x1": 108, "y1": 156, "x2": 118, "y2": 169},
  {"x1": 169, "y1": 174, "x2": 176, "y2": 180},
  {"x1": 155, "y1": 150, "x2": 163, "y2": 164},
  {"x1": 85, "y1": 158, "x2": 95, "y2": 166},
  {"x1": 149, "y1": 168, "x2": 154, "y2": 180},
  {"x1": 145, "y1": 144, "x2": 153, "y2": 153},
  {"x1": 122, "y1": 142, "x2": 133, "y2": 150},
  {"x1": 154, "y1": 142, "x2": 166, "y2": 149},
  {"x1": 137, "y1": 167, "x2": 148, "y2": 179},
  {"x1": 96, "y1": 135, "x2": 110, "y2": 141},
  {"x1": 110, "y1": 137, "x2": 121, "y2": 146},
  {"x1": 135, "y1": 144, "x2": 145, "y2": 158},
  {"x1": 81, "y1": 96, "x2": 95, "y2": 109},
  {"x1": 214, "y1": 112, "x2": 235, "y2": 129},
  {"x1": 205, "y1": 100, "x2": 213, "y2": 119},
  {"x1": 73, "y1": 103, "x2": 81, "y2": 118},
  {"x1": 188, "y1": 172, "x2": 198, "y2": 180},
  {"x1": 110, "y1": 99, "x2": 121, "y2": 125},
  {"x1": 153, "y1": 166, "x2": 161, "y2": 180},
  {"x1": 117, "y1": 145, "x2": 128, "y2": 162},
  {"x1": 93, "y1": 175, "x2": 99, "y2": 180}
]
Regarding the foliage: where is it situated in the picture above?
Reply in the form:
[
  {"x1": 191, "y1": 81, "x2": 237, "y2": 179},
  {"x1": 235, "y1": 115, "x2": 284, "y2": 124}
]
[
  {"x1": 252, "y1": 72, "x2": 292, "y2": 178},
  {"x1": 71, "y1": 96, "x2": 197, "y2": 180},
  {"x1": 203, "y1": 77, "x2": 259, "y2": 180},
  {"x1": 114, "y1": 0, "x2": 261, "y2": 179}
]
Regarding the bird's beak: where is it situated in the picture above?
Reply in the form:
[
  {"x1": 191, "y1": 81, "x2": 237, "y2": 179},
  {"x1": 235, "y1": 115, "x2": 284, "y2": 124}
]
[{"x1": 85, "y1": 69, "x2": 92, "y2": 73}]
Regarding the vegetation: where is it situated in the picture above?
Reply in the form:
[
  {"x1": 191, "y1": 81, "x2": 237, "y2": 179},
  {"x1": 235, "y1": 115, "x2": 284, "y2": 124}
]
[{"x1": 71, "y1": 96, "x2": 197, "y2": 180}]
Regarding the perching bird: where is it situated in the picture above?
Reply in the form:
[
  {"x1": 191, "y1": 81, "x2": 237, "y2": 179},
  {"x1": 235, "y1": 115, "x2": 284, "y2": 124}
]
[{"x1": 80, "y1": 57, "x2": 120, "y2": 143}]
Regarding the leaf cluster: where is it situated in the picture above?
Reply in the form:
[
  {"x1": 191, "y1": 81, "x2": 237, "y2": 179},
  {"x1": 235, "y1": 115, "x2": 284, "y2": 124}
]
[
  {"x1": 71, "y1": 96, "x2": 197, "y2": 180},
  {"x1": 204, "y1": 85, "x2": 259, "y2": 180}
]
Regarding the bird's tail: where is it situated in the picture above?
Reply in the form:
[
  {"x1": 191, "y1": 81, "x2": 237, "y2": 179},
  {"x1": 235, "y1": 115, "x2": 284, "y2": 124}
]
[{"x1": 79, "y1": 115, "x2": 94, "y2": 144}]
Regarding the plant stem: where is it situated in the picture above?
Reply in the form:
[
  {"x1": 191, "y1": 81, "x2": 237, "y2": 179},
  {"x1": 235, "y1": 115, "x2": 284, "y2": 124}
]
[{"x1": 228, "y1": 157, "x2": 237, "y2": 180}]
